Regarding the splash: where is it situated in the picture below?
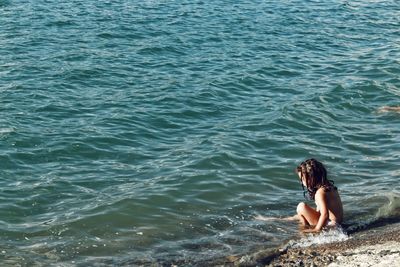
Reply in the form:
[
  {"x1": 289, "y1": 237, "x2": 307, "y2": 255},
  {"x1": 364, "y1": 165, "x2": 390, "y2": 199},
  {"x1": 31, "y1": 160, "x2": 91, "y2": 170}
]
[{"x1": 287, "y1": 227, "x2": 349, "y2": 248}]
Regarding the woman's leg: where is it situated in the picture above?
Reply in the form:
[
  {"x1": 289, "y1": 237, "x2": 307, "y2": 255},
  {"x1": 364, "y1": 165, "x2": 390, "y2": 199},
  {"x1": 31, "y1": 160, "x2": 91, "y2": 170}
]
[{"x1": 296, "y1": 202, "x2": 320, "y2": 226}]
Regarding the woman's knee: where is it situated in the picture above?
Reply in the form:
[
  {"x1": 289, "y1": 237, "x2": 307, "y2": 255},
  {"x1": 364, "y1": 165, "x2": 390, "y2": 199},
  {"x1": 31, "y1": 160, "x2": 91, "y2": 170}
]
[{"x1": 296, "y1": 202, "x2": 306, "y2": 214}]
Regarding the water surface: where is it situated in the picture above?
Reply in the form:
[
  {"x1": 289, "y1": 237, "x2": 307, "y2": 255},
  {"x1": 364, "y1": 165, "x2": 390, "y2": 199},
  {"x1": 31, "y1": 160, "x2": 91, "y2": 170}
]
[{"x1": 0, "y1": 0, "x2": 400, "y2": 265}]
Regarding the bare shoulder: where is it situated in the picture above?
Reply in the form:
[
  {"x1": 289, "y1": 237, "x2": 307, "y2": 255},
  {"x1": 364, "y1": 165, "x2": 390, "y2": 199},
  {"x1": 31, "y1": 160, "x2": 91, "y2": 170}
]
[{"x1": 315, "y1": 187, "x2": 327, "y2": 199}]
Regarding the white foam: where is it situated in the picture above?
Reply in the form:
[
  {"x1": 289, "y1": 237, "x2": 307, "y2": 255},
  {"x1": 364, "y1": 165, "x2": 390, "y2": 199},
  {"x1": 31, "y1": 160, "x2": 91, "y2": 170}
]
[
  {"x1": 0, "y1": 127, "x2": 15, "y2": 134},
  {"x1": 288, "y1": 227, "x2": 349, "y2": 248}
]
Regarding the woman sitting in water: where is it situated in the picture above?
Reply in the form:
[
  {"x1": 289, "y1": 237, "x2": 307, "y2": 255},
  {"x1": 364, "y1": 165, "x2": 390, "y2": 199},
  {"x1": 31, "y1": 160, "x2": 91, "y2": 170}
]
[
  {"x1": 256, "y1": 158, "x2": 343, "y2": 232},
  {"x1": 291, "y1": 158, "x2": 343, "y2": 232}
]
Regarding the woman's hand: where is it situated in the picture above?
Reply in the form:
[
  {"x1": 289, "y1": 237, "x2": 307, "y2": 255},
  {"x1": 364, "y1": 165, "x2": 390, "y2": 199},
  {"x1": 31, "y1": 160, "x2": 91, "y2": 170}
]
[{"x1": 302, "y1": 227, "x2": 321, "y2": 233}]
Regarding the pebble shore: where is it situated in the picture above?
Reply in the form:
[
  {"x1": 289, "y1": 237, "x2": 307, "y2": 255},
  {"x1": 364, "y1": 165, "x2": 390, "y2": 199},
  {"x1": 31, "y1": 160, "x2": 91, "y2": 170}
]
[
  {"x1": 219, "y1": 221, "x2": 400, "y2": 267},
  {"x1": 266, "y1": 225, "x2": 400, "y2": 267}
]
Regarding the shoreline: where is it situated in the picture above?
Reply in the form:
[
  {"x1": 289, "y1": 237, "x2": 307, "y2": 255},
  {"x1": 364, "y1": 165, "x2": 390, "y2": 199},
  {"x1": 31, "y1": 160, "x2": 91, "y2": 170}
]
[
  {"x1": 265, "y1": 222, "x2": 400, "y2": 267},
  {"x1": 216, "y1": 219, "x2": 400, "y2": 267}
]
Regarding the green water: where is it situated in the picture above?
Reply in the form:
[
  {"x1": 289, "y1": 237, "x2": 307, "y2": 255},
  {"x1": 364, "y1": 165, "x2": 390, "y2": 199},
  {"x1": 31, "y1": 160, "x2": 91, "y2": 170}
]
[{"x1": 0, "y1": 0, "x2": 399, "y2": 265}]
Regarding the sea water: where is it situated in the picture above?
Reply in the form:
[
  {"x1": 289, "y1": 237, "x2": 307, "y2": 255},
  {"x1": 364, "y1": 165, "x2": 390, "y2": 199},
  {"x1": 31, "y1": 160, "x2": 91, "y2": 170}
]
[{"x1": 0, "y1": 0, "x2": 399, "y2": 265}]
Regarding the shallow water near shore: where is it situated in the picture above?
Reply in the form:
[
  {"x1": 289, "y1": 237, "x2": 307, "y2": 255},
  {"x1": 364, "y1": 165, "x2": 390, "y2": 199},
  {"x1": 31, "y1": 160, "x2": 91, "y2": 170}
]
[{"x1": 1, "y1": 0, "x2": 400, "y2": 265}]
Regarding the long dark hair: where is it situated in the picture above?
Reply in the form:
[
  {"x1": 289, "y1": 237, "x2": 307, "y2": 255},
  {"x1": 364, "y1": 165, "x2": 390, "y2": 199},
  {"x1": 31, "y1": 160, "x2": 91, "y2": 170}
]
[{"x1": 296, "y1": 158, "x2": 335, "y2": 199}]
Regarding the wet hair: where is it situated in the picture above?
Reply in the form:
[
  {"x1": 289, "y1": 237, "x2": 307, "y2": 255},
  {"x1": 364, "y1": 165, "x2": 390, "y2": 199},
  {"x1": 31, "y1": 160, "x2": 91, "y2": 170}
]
[{"x1": 296, "y1": 158, "x2": 336, "y2": 200}]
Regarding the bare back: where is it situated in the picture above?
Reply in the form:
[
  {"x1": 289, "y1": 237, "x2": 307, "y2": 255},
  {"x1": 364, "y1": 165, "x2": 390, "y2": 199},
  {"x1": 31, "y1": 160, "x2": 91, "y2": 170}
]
[{"x1": 316, "y1": 187, "x2": 343, "y2": 224}]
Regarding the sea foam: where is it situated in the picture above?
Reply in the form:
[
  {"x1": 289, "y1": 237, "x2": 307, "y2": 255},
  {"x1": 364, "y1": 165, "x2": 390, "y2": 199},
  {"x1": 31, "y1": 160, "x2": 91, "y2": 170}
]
[{"x1": 287, "y1": 227, "x2": 349, "y2": 248}]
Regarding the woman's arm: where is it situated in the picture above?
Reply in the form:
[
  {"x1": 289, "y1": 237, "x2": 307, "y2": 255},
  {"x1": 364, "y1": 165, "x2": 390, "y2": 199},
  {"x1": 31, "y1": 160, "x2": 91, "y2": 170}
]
[{"x1": 306, "y1": 190, "x2": 328, "y2": 232}]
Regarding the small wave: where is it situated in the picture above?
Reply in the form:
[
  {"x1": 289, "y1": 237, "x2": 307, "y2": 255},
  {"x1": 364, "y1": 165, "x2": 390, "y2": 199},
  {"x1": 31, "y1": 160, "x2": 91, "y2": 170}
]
[
  {"x1": 0, "y1": 127, "x2": 15, "y2": 135},
  {"x1": 344, "y1": 192, "x2": 400, "y2": 234},
  {"x1": 45, "y1": 20, "x2": 76, "y2": 28},
  {"x1": 0, "y1": 0, "x2": 10, "y2": 7},
  {"x1": 375, "y1": 192, "x2": 400, "y2": 218}
]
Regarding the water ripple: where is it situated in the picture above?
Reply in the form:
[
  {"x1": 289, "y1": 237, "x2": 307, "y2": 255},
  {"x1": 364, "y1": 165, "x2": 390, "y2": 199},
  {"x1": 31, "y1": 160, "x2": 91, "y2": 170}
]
[{"x1": 1, "y1": 0, "x2": 400, "y2": 265}]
